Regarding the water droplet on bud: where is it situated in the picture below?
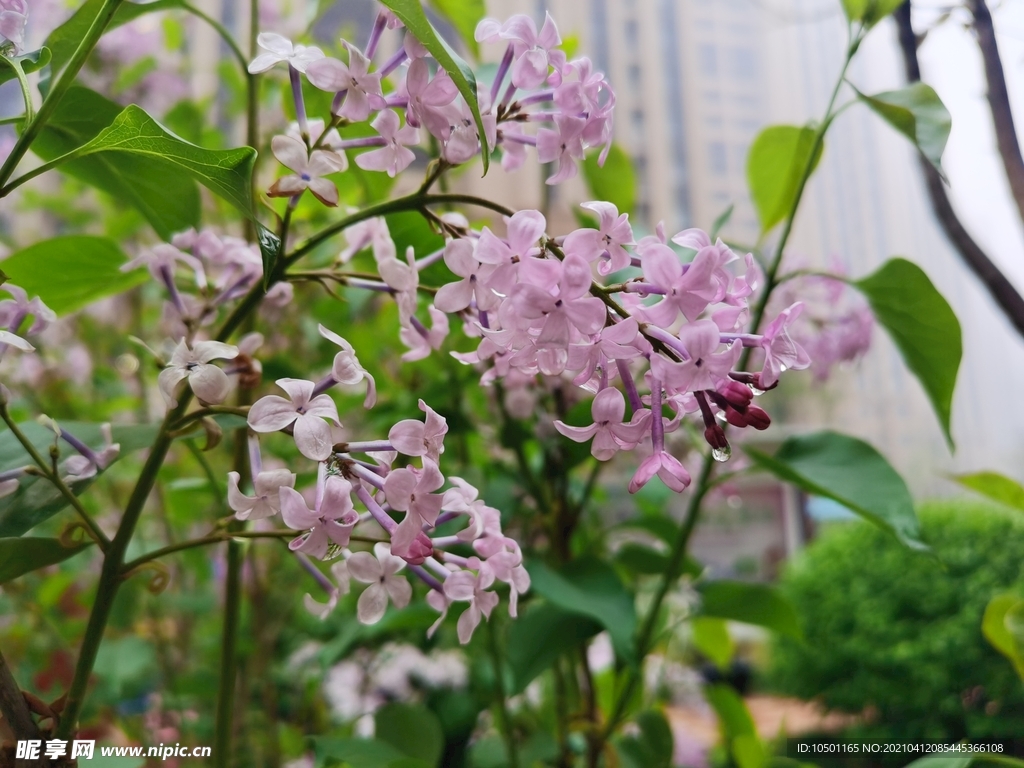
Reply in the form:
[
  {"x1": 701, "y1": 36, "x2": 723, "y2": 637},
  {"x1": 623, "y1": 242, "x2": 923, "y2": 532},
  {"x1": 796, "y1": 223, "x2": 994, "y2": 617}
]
[
  {"x1": 750, "y1": 386, "x2": 765, "y2": 396},
  {"x1": 712, "y1": 445, "x2": 732, "y2": 462}
]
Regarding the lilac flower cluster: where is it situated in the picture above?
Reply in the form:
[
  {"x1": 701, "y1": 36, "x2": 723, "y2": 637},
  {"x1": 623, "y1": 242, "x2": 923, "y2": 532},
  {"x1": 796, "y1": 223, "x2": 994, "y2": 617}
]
[
  {"x1": 252, "y1": 6, "x2": 614, "y2": 202},
  {"x1": 353, "y1": 207, "x2": 811, "y2": 493},
  {"x1": 234, "y1": 342, "x2": 528, "y2": 644}
]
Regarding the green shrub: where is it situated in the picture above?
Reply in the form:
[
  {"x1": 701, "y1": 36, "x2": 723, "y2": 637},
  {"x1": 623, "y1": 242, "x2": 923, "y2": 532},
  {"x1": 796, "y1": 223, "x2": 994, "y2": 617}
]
[{"x1": 767, "y1": 500, "x2": 1024, "y2": 741}]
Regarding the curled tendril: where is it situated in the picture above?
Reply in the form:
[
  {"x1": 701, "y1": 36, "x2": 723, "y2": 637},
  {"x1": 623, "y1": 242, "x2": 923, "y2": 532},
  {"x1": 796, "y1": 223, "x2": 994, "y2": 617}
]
[
  {"x1": 123, "y1": 561, "x2": 171, "y2": 594},
  {"x1": 59, "y1": 521, "x2": 93, "y2": 548}
]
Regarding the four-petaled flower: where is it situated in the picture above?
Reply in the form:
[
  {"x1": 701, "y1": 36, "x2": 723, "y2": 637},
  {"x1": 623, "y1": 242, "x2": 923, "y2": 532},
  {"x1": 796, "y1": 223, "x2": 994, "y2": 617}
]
[
  {"x1": 248, "y1": 378, "x2": 342, "y2": 461},
  {"x1": 280, "y1": 475, "x2": 358, "y2": 558},
  {"x1": 384, "y1": 458, "x2": 445, "y2": 555},
  {"x1": 554, "y1": 387, "x2": 651, "y2": 460},
  {"x1": 248, "y1": 32, "x2": 324, "y2": 74},
  {"x1": 649, "y1": 320, "x2": 741, "y2": 394},
  {"x1": 306, "y1": 42, "x2": 387, "y2": 122},
  {"x1": 759, "y1": 302, "x2": 811, "y2": 387},
  {"x1": 388, "y1": 399, "x2": 448, "y2": 462},
  {"x1": 268, "y1": 135, "x2": 346, "y2": 207},
  {"x1": 444, "y1": 567, "x2": 499, "y2": 644},
  {"x1": 227, "y1": 469, "x2": 296, "y2": 520},
  {"x1": 355, "y1": 110, "x2": 420, "y2": 178},
  {"x1": 318, "y1": 324, "x2": 376, "y2": 407},
  {"x1": 347, "y1": 542, "x2": 413, "y2": 624},
  {"x1": 158, "y1": 340, "x2": 239, "y2": 407}
]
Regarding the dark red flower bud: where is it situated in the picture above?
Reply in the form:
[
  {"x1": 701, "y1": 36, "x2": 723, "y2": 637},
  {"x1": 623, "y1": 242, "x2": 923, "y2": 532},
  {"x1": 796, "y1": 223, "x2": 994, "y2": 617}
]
[
  {"x1": 745, "y1": 405, "x2": 771, "y2": 430},
  {"x1": 402, "y1": 531, "x2": 434, "y2": 566},
  {"x1": 717, "y1": 380, "x2": 753, "y2": 409}
]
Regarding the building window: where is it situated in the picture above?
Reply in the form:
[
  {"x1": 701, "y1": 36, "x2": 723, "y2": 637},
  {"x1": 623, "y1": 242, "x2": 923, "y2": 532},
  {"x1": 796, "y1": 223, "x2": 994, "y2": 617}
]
[
  {"x1": 708, "y1": 141, "x2": 727, "y2": 175},
  {"x1": 731, "y1": 47, "x2": 757, "y2": 80},
  {"x1": 697, "y1": 44, "x2": 717, "y2": 77},
  {"x1": 624, "y1": 19, "x2": 639, "y2": 46},
  {"x1": 627, "y1": 64, "x2": 641, "y2": 87}
]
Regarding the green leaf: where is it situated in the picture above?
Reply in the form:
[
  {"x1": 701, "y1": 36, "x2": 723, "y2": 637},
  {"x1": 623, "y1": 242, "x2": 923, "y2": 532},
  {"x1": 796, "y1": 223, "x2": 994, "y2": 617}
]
[
  {"x1": 705, "y1": 683, "x2": 756, "y2": 738},
  {"x1": 746, "y1": 430, "x2": 925, "y2": 550},
  {"x1": 583, "y1": 144, "x2": 636, "y2": 214},
  {"x1": 710, "y1": 203, "x2": 734, "y2": 240},
  {"x1": 692, "y1": 616, "x2": 734, "y2": 669},
  {"x1": 379, "y1": 0, "x2": 489, "y2": 174},
  {"x1": 527, "y1": 556, "x2": 637, "y2": 661},
  {"x1": 505, "y1": 602, "x2": 602, "y2": 694},
  {"x1": 746, "y1": 125, "x2": 822, "y2": 234},
  {"x1": 0, "y1": 537, "x2": 92, "y2": 583},
  {"x1": 982, "y1": 594, "x2": 1024, "y2": 680},
  {"x1": 953, "y1": 471, "x2": 1024, "y2": 513},
  {"x1": 315, "y1": 737, "x2": 432, "y2": 768},
  {"x1": 840, "y1": 0, "x2": 906, "y2": 27},
  {"x1": 1, "y1": 236, "x2": 143, "y2": 315},
  {"x1": 33, "y1": 87, "x2": 200, "y2": 238},
  {"x1": 698, "y1": 581, "x2": 803, "y2": 640},
  {"x1": 613, "y1": 542, "x2": 702, "y2": 579},
  {"x1": 0, "y1": 47, "x2": 51, "y2": 86},
  {"x1": 903, "y1": 758, "x2": 974, "y2": 768},
  {"x1": 375, "y1": 703, "x2": 444, "y2": 768},
  {"x1": 74, "y1": 103, "x2": 256, "y2": 216},
  {"x1": 855, "y1": 258, "x2": 961, "y2": 448},
  {"x1": 617, "y1": 710, "x2": 674, "y2": 768},
  {"x1": 857, "y1": 83, "x2": 951, "y2": 175},
  {"x1": 428, "y1": 0, "x2": 485, "y2": 58},
  {"x1": 0, "y1": 421, "x2": 158, "y2": 537}
]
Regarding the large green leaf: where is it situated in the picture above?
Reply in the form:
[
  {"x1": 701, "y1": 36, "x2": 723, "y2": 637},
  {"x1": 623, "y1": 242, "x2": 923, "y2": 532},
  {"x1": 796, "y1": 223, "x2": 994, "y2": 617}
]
[
  {"x1": 75, "y1": 104, "x2": 256, "y2": 216},
  {"x1": 428, "y1": 0, "x2": 485, "y2": 58},
  {"x1": 33, "y1": 87, "x2": 200, "y2": 238},
  {"x1": 0, "y1": 537, "x2": 92, "y2": 583},
  {"x1": 379, "y1": 0, "x2": 489, "y2": 174},
  {"x1": 0, "y1": 47, "x2": 51, "y2": 87},
  {"x1": 315, "y1": 737, "x2": 432, "y2": 768},
  {"x1": 855, "y1": 258, "x2": 960, "y2": 448},
  {"x1": 527, "y1": 556, "x2": 637, "y2": 661},
  {"x1": 583, "y1": 144, "x2": 636, "y2": 214},
  {"x1": 1, "y1": 236, "x2": 143, "y2": 315},
  {"x1": 374, "y1": 703, "x2": 444, "y2": 768},
  {"x1": 746, "y1": 431, "x2": 925, "y2": 550},
  {"x1": 857, "y1": 83, "x2": 951, "y2": 175},
  {"x1": 505, "y1": 602, "x2": 602, "y2": 694},
  {"x1": 0, "y1": 421, "x2": 157, "y2": 537},
  {"x1": 840, "y1": 0, "x2": 906, "y2": 27},
  {"x1": 954, "y1": 471, "x2": 1024, "y2": 513},
  {"x1": 746, "y1": 124, "x2": 822, "y2": 234},
  {"x1": 982, "y1": 593, "x2": 1024, "y2": 680},
  {"x1": 705, "y1": 685, "x2": 765, "y2": 768},
  {"x1": 698, "y1": 581, "x2": 803, "y2": 640}
]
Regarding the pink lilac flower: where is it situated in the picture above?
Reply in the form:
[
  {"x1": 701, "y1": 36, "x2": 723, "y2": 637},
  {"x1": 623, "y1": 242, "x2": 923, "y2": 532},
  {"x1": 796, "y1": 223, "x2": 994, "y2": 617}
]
[
  {"x1": 554, "y1": 387, "x2": 650, "y2": 460},
  {"x1": 563, "y1": 202, "x2": 634, "y2": 275},
  {"x1": 306, "y1": 42, "x2": 387, "y2": 122},
  {"x1": 280, "y1": 475, "x2": 358, "y2": 558},
  {"x1": 509, "y1": 253, "x2": 606, "y2": 349},
  {"x1": 0, "y1": 284, "x2": 56, "y2": 334},
  {"x1": 388, "y1": 399, "x2": 448, "y2": 462},
  {"x1": 347, "y1": 542, "x2": 413, "y2": 624},
  {"x1": 638, "y1": 241, "x2": 722, "y2": 326},
  {"x1": 227, "y1": 469, "x2": 296, "y2": 520},
  {"x1": 434, "y1": 239, "x2": 499, "y2": 314},
  {"x1": 318, "y1": 324, "x2": 376, "y2": 407},
  {"x1": 444, "y1": 568, "x2": 499, "y2": 644},
  {"x1": 385, "y1": 459, "x2": 445, "y2": 556},
  {"x1": 649, "y1": 321, "x2": 741, "y2": 394},
  {"x1": 0, "y1": 0, "x2": 27, "y2": 51},
  {"x1": 158, "y1": 340, "x2": 239, "y2": 407},
  {"x1": 500, "y1": 13, "x2": 566, "y2": 90},
  {"x1": 536, "y1": 115, "x2": 586, "y2": 184},
  {"x1": 355, "y1": 110, "x2": 420, "y2": 178},
  {"x1": 475, "y1": 209, "x2": 546, "y2": 293},
  {"x1": 268, "y1": 135, "x2": 346, "y2": 206},
  {"x1": 247, "y1": 378, "x2": 342, "y2": 461},
  {"x1": 404, "y1": 57, "x2": 458, "y2": 138},
  {"x1": 248, "y1": 32, "x2": 324, "y2": 73},
  {"x1": 61, "y1": 424, "x2": 120, "y2": 481},
  {"x1": 759, "y1": 302, "x2": 811, "y2": 387}
]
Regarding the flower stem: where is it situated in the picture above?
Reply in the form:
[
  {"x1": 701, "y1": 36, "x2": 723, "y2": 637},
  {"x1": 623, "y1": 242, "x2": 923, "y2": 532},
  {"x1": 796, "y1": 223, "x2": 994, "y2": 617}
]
[{"x1": 486, "y1": 619, "x2": 520, "y2": 768}]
